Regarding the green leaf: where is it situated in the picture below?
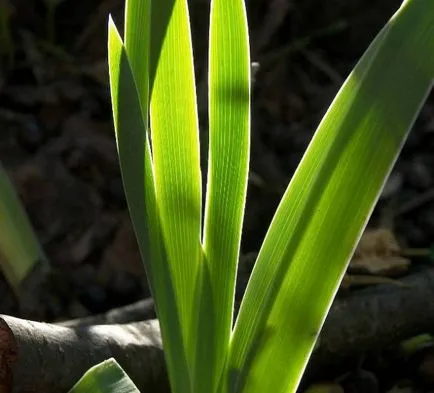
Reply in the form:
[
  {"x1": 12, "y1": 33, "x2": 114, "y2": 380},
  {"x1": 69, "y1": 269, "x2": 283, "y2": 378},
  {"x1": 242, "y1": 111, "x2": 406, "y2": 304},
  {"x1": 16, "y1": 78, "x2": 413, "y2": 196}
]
[
  {"x1": 108, "y1": 17, "x2": 190, "y2": 393},
  {"x1": 400, "y1": 334, "x2": 434, "y2": 356},
  {"x1": 149, "y1": 0, "x2": 202, "y2": 370},
  {"x1": 194, "y1": 0, "x2": 250, "y2": 391},
  {"x1": 228, "y1": 2, "x2": 434, "y2": 393},
  {"x1": 68, "y1": 358, "x2": 139, "y2": 393},
  {"x1": 149, "y1": 1, "x2": 175, "y2": 98},
  {"x1": 124, "y1": 0, "x2": 151, "y2": 118},
  {"x1": 0, "y1": 162, "x2": 47, "y2": 292}
]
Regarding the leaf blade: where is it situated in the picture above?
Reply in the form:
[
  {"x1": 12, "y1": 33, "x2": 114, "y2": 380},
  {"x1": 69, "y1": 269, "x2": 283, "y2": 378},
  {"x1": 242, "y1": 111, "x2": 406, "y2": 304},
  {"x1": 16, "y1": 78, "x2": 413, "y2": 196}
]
[
  {"x1": 124, "y1": 0, "x2": 151, "y2": 115},
  {"x1": 68, "y1": 358, "x2": 139, "y2": 393},
  {"x1": 195, "y1": 0, "x2": 251, "y2": 390},
  {"x1": 0, "y1": 162, "x2": 47, "y2": 291},
  {"x1": 149, "y1": 0, "x2": 202, "y2": 376},
  {"x1": 108, "y1": 18, "x2": 190, "y2": 393},
  {"x1": 228, "y1": 2, "x2": 434, "y2": 393}
]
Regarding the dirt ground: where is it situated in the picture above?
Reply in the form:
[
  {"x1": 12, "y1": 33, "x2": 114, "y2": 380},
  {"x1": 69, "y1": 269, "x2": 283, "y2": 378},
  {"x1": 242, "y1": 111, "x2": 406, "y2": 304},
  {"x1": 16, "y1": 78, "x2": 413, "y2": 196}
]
[{"x1": 1, "y1": 0, "x2": 434, "y2": 392}]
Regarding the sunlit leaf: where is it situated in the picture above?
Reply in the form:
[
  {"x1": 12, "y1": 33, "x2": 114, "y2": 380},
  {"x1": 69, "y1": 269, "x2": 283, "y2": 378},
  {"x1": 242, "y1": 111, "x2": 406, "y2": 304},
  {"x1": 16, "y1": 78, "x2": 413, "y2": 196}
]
[
  {"x1": 194, "y1": 0, "x2": 250, "y2": 391},
  {"x1": 68, "y1": 358, "x2": 139, "y2": 393},
  {"x1": 108, "y1": 16, "x2": 190, "y2": 393},
  {"x1": 228, "y1": 2, "x2": 434, "y2": 393}
]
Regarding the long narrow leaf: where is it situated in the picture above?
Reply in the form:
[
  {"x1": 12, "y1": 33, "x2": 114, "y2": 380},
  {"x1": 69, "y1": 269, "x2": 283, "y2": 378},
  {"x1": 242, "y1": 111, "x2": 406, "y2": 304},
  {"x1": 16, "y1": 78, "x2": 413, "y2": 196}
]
[
  {"x1": 0, "y1": 163, "x2": 47, "y2": 292},
  {"x1": 108, "y1": 19, "x2": 190, "y2": 393},
  {"x1": 149, "y1": 0, "x2": 202, "y2": 371},
  {"x1": 228, "y1": 2, "x2": 434, "y2": 393},
  {"x1": 124, "y1": 0, "x2": 151, "y2": 114},
  {"x1": 196, "y1": 0, "x2": 250, "y2": 391}
]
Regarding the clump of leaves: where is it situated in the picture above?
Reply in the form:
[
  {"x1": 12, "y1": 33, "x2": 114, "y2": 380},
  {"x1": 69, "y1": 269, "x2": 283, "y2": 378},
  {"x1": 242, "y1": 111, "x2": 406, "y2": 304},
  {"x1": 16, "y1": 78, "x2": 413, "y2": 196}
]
[{"x1": 71, "y1": 0, "x2": 434, "y2": 393}]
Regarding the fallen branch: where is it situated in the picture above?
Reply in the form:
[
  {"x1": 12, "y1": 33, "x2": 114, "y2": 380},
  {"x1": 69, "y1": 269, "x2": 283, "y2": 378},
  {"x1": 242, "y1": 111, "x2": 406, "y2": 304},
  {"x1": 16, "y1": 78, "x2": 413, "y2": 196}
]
[
  {"x1": 0, "y1": 316, "x2": 169, "y2": 393},
  {"x1": 2, "y1": 267, "x2": 434, "y2": 393},
  {"x1": 309, "y1": 266, "x2": 434, "y2": 378},
  {"x1": 57, "y1": 297, "x2": 156, "y2": 327}
]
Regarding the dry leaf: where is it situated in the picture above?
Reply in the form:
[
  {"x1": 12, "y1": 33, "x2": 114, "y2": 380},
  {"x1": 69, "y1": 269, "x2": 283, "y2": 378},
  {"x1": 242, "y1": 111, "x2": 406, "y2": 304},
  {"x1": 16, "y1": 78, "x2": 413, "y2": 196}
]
[
  {"x1": 342, "y1": 228, "x2": 411, "y2": 289},
  {"x1": 349, "y1": 256, "x2": 411, "y2": 277},
  {"x1": 353, "y1": 228, "x2": 402, "y2": 259},
  {"x1": 349, "y1": 228, "x2": 411, "y2": 277}
]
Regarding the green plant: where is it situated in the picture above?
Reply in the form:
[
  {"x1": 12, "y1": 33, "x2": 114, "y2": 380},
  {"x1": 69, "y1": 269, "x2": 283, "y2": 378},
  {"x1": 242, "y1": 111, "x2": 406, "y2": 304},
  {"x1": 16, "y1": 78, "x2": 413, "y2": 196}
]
[
  {"x1": 72, "y1": 0, "x2": 434, "y2": 392},
  {"x1": 0, "y1": 163, "x2": 47, "y2": 293}
]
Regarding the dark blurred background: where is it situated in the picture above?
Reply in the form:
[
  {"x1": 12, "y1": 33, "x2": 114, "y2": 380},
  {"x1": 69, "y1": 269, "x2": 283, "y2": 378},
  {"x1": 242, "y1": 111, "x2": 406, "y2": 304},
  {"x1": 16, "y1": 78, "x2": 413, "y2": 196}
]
[{"x1": 1, "y1": 0, "x2": 433, "y2": 323}]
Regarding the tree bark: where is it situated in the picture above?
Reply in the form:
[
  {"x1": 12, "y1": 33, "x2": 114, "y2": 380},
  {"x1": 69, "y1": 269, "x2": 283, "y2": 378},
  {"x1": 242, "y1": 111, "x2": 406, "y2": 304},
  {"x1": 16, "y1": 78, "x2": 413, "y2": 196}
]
[
  {"x1": 0, "y1": 316, "x2": 169, "y2": 393},
  {"x1": 57, "y1": 297, "x2": 156, "y2": 328}
]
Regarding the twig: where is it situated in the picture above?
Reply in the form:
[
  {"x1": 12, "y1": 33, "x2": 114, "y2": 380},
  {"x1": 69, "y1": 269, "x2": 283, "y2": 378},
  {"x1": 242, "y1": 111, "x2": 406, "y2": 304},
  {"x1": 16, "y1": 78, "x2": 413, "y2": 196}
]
[
  {"x1": 254, "y1": 0, "x2": 290, "y2": 56},
  {"x1": 58, "y1": 297, "x2": 156, "y2": 327},
  {"x1": 259, "y1": 21, "x2": 348, "y2": 70},
  {"x1": 74, "y1": 0, "x2": 119, "y2": 52},
  {"x1": 394, "y1": 187, "x2": 434, "y2": 216},
  {"x1": 301, "y1": 49, "x2": 343, "y2": 84}
]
